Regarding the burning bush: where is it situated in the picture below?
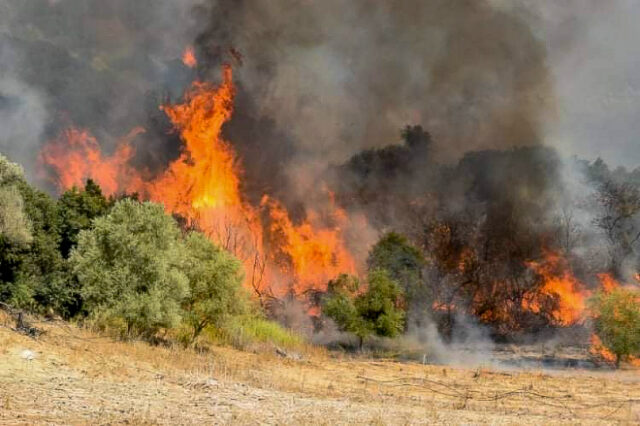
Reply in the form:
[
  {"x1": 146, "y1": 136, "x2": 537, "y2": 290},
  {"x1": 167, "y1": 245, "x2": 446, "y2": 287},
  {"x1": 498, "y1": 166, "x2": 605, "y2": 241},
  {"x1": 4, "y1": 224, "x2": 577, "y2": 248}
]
[{"x1": 589, "y1": 287, "x2": 640, "y2": 367}]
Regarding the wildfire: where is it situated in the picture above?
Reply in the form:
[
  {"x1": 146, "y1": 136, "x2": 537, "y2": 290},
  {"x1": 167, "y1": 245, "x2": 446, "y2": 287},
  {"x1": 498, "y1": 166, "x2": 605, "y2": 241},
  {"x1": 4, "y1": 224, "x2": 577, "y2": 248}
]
[
  {"x1": 523, "y1": 250, "x2": 589, "y2": 326},
  {"x1": 40, "y1": 127, "x2": 146, "y2": 196},
  {"x1": 596, "y1": 273, "x2": 619, "y2": 293},
  {"x1": 589, "y1": 334, "x2": 617, "y2": 363},
  {"x1": 262, "y1": 196, "x2": 356, "y2": 294},
  {"x1": 181, "y1": 46, "x2": 197, "y2": 68},
  {"x1": 40, "y1": 66, "x2": 358, "y2": 300},
  {"x1": 151, "y1": 66, "x2": 241, "y2": 217}
]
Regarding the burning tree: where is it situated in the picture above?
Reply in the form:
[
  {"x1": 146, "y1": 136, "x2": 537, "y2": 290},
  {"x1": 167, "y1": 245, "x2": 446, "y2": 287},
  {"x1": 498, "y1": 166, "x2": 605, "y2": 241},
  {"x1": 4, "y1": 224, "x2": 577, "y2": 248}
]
[{"x1": 589, "y1": 287, "x2": 640, "y2": 368}]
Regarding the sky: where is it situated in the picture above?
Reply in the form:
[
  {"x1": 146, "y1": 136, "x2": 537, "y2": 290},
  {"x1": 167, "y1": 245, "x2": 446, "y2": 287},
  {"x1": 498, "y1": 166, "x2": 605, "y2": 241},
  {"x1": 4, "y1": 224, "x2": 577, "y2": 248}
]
[{"x1": 513, "y1": 0, "x2": 640, "y2": 168}]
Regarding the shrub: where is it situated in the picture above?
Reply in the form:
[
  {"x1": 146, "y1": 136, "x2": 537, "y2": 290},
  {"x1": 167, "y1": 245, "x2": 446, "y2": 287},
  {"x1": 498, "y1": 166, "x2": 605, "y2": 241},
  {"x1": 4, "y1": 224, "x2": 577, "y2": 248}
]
[
  {"x1": 589, "y1": 287, "x2": 640, "y2": 367},
  {"x1": 57, "y1": 179, "x2": 112, "y2": 258},
  {"x1": 181, "y1": 232, "x2": 247, "y2": 345},
  {"x1": 70, "y1": 199, "x2": 189, "y2": 339},
  {"x1": 207, "y1": 315, "x2": 305, "y2": 351},
  {"x1": 367, "y1": 232, "x2": 426, "y2": 311},
  {"x1": 323, "y1": 270, "x2": 405, "y2": 349},
  {"x1": 0, "y1": 154, "x2": 71, "y2": 315}
]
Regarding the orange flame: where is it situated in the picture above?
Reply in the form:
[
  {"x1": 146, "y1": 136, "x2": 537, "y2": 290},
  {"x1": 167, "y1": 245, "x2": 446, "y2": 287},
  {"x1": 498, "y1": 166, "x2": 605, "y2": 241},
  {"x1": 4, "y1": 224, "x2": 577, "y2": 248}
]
[
  {"x1": 151, "y1": 66, "x2": 241, "y2": 217},
  {"x1": 262, "y1": 196, "x2": 356, "y2": 294},
  {"x1": 182, "y1": 46, "x2": 197, "y2": 68},
  {"x1": 523, "y1": 251, "x2": 589, "y2": 326},
  {"x1": 596, "y1": 273, "x2": 620, "y2": 293},
  {"x1": 589, "y1": 334, "x2": 617, "y2": 363},
  {"x1": 40, "y1": 127, "x2": 146, "y2": 195},
  {"x1": 39, "y1": 66, "x2": 358, "y2": 300}
]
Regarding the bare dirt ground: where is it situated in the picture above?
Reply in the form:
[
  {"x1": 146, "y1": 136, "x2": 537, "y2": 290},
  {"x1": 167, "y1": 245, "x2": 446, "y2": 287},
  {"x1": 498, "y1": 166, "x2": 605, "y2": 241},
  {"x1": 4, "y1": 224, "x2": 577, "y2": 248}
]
[{"x1": 1, "y1": 312, "x2": 640, "y2": 425}]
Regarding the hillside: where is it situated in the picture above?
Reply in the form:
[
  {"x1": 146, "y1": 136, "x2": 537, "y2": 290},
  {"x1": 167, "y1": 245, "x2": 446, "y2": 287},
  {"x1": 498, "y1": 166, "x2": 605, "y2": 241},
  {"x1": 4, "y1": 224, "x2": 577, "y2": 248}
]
[{"x1": 1, "y1": 311, "x2": 639, "y2": 425}]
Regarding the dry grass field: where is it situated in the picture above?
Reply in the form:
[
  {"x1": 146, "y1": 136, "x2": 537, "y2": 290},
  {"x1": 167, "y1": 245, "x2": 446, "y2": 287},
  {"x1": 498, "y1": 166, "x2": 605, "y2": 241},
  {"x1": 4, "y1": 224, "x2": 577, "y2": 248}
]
[{"x1": 1, "y1": 311, "x2": 639, "y2": 425}]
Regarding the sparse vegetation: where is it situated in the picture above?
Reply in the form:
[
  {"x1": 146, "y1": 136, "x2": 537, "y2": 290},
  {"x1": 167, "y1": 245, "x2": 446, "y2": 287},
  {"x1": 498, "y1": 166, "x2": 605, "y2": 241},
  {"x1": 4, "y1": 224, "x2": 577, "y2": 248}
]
[{"x1": 209, "y1": 315, "x2": 306, "y2": 351}]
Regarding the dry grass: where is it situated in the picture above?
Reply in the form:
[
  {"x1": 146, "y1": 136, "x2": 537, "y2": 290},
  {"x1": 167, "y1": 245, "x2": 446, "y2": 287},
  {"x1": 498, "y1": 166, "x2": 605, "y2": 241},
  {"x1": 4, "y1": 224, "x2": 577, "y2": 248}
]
[{"x1": 1, "y1": 310, "x2": 639, "y2": 425}]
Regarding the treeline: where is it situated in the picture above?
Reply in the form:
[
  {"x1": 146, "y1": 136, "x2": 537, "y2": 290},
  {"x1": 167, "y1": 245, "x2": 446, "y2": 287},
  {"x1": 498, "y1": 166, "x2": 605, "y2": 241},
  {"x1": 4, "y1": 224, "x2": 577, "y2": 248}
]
[{"x1": 330, "y1": 127, "x2": 640, "y2": 335}]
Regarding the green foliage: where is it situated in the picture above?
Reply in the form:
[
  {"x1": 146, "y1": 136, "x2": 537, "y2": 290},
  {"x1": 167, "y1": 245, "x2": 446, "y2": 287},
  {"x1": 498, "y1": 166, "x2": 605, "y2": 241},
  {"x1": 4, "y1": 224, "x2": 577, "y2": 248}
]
[
  {"x1": 208, "y1": 315, "x2": 305, "y2": 351},
  {"x1": 0, "y1": 155, "x2": 32, "y2": 245},
  {"x1": 57, "y1": 179, "x2": 112, "y2": 258},
  {"x1": 70, "y1": 199, "x2": 189, "y2": 339},
  {"x1": 589, "y1": 288, "x2": 640, "y2": 367},
  {"x1": 0, "y1": 154, "x2": 71, "y2": 314},
  {"x1": 181, "y1": 232, "x2": 247, "y2": 344},
  {"x1": 367, "y1": 232, "x2": 425, "y2": 309},
  {"x1": 323, "y1": 270, "x2": 405, "y2": 349}
]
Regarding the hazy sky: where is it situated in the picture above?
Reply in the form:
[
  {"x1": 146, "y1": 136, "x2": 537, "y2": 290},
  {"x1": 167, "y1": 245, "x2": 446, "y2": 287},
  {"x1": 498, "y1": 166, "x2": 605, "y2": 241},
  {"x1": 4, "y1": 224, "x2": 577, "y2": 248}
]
[{"x1": 513, "y1": 0, "x2": 640, "y2": 168}]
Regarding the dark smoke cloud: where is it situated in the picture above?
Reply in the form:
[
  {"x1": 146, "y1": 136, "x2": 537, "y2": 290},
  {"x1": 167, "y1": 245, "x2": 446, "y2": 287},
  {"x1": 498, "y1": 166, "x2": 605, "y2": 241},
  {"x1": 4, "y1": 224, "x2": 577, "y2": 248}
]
[
  {"x1": 0, "y1": 0, "x2": 206, "y2": 183},
  {"x1": 195, "y1": 0, "x2": 554, "y2": 201},
  {"x1": 1, "y1": 0, "x2": 554, "y2": 204}
]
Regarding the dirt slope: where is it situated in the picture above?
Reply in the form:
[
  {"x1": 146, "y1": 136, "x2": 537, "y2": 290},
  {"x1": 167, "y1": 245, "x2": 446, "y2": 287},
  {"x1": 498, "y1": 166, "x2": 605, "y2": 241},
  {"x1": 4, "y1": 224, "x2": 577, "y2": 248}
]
[{"x1": 1, "y1": 313, "x2": 639, "y2": 425}]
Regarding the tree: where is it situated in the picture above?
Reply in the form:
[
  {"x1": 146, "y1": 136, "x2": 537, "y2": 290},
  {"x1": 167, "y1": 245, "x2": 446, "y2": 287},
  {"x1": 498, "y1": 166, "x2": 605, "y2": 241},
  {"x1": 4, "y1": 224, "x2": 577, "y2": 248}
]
[
  {"x1": 323, "y1": 270, "x2": 405, "y2": 349},
  {"x1": 585, "y1": 159, "x2": 640, "y2": 277},
  {"x1": 589, "y1": 288, "x2": 640, "y2": 367},
  {"x1": 70, "y1": 199, "x2": 189, "y2": 339},
  {"x1": 0, "y1": 154, "x2": 31, "y2": 245},
  {"x1": 367, "y1": 232, "x2": 425, "y2": 313},
  {"x1": 57, "y1": 179, "x2": 111, "y2": 258},
  {"x1": 0, "y1": 154, "x2": 69, "y2": 314},
  {"x1": 182, "y1": 232, "x2": 246, "y2": 345}
]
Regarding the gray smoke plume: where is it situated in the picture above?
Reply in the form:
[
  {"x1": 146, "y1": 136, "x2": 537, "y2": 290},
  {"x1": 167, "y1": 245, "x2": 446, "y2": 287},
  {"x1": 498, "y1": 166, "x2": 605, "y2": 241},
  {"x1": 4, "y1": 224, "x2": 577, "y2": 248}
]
[
  {"x1": 1, "y1": 0, "x2": 555, "y2": 199},
  {"x1": 196, "y1": 0, "x2": 555, "y2": 201},
  {"x1": 0, "y1": 0, "x2": 207, "y2": 184}
]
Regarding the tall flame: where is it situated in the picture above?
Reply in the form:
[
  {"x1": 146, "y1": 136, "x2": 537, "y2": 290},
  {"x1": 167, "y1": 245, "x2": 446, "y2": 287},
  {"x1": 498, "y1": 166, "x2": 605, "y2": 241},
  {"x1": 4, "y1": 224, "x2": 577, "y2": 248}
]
[{"x1": 40, "y1": 65, "x2": 357, "y2": 300}]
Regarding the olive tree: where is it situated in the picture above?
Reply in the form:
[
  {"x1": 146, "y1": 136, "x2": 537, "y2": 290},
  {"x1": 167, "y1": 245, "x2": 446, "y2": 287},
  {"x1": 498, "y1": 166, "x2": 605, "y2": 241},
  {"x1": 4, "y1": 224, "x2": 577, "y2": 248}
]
[
  {"x1": 323, "y1": 270, "x2": 405, "y2": 349},
  {"x1": 70, "y1": 200, "x2": 189, "y2": 339},
  {"x1": 182, "y1": 232, "x2": 246, "y2": 345}
]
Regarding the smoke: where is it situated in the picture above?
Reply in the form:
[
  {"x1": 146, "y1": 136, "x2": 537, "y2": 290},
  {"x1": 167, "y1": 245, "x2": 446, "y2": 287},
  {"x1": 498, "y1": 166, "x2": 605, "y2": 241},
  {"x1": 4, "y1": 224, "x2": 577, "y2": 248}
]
[
  {"x1": 195, "y1": 0, "x2": 555, "y2": 201},
  {"x1": 408, "y1": 313, "x2": 495, "y2": 367},
  {"x1": 0, "y1": 0, "x2": 207, "y2": 183},
  {"x1": 0, "y1": 37, "x2": 49, "y2": 181},
  {"x1": 502, "y1": 0, "x2": 640, "y2": 169},
  {"x1": 0, "y1": 0, "x2": 556, "y2": 200}
]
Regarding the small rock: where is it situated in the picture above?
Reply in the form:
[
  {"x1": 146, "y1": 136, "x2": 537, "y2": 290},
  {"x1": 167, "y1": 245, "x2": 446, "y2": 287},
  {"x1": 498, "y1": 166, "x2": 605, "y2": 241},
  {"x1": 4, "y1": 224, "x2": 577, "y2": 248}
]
[{"x1": 20, "y1": 349, "x2": 36, "y2": 361}]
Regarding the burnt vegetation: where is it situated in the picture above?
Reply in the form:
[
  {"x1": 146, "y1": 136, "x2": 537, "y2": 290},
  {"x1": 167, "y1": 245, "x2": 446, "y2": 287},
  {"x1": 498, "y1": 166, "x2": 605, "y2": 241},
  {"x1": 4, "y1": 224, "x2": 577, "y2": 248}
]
[{"x1": 328, "y1": 126, "x2": 640, "y2": 342}]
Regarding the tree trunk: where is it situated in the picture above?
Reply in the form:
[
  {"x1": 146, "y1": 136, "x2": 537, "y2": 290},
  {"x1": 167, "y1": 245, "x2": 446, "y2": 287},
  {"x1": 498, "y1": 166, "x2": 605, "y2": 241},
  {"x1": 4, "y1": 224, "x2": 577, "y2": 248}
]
[
  {"x1": 615, "y1": 354, "x2": 621, "y2": 369},
  {"x1": 358, "y1": 335, "x2": 364, "y2": 351}
]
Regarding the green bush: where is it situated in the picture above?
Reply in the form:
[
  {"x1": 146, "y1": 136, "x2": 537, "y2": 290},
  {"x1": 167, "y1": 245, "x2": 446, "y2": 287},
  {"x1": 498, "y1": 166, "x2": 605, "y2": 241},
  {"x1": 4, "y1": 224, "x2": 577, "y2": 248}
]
[
  {"x1": 57, "y1": 179, "x2": 112, "y2": 258},
  {"x1": 367, "y1": 232, "x2": 426, "y2": 311},
  {"x1": 0, "y1": 154, "x2": 71, "y2": 315},
  {"x1": 207, "y1": 315, "x2": 305, "y2": 351},
  {"x1": 589, "y1": 287, "x2": 640, "y2": 367},
  {"x1": 181, "y1": 232, "x2": 247, "y2": 345},
  {"x1": 70, "y1": 199, "x2": 189, "y2": 339},
  {"x1": 323, "y1": 270, "x2": 405, "y2": 349}
]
